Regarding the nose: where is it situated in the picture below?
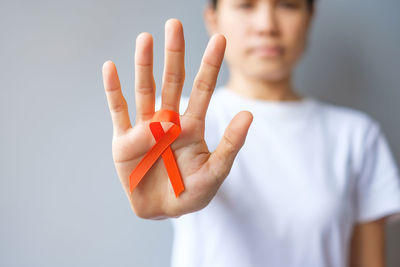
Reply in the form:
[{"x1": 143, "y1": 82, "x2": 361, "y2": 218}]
[{"x1": 253, "y1": 3, "x2": 279, "y2": 36}]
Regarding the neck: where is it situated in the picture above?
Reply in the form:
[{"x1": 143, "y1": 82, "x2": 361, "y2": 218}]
[{"x1": 226, "y1": 70, "x2": 303, "y2": 102}]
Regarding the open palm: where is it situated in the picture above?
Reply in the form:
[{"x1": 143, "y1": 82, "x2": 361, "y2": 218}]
[{"x1": 102, "y1": 19, "x2": 253, "y2": 219}]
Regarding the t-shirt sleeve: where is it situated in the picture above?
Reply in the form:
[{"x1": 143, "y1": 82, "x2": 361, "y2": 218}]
[{"x1": 354, "y1": 119, "x2": 400, "y2": 224}]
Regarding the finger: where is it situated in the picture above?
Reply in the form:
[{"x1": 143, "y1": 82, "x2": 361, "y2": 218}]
[
  {"x1": 206, "y1": 111, "x2": 253, "y2": 184},
  {"x1": 161, "y1": 18, "x2": 185, "y2": 112},
  {"x1": 102, "y1": 60, "x2": 132, "y2": 135},
  {"x1": 184, "y1": 33, "x2": 226, "y2": 121},
  {"x1": 135, "y1": 32, "x2": 156, "y2": 123}
]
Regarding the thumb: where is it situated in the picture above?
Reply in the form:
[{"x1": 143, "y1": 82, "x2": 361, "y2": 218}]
[{"x1": 207, "y1": 111, "x2": 253, "y2": 182}]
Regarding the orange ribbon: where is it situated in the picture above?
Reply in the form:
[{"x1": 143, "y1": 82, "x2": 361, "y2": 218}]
[{"x1": 129, "y1": 109, "x2": 185, "y2": 198}]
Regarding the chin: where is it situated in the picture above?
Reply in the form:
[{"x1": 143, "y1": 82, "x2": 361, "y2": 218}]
[{"x1": 246, "y1": 64, "x2": 291, "y2": 82}]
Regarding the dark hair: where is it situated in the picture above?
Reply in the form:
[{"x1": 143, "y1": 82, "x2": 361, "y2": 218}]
[{"x1": 210, "y1": 0, "x2": 315, "y2": 10}]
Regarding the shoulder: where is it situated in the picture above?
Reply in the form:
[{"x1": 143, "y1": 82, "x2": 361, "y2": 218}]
[
  {"x1": 315, "y1": 100, "x2": 388, "y2": 174},
  {"x1": 317, "y1": 100, "x2": 377, "y2": 128},
  {"x1": 315, "y1": 100, "x2": 381, "y2": 141}
]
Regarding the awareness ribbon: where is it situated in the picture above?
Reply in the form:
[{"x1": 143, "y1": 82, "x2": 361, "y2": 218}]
[{"x1": 129, "y1": 109, "x2": 185, "y2": 198}]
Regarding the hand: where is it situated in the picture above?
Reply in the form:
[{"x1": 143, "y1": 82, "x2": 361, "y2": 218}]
[{"x1": 102, "y1": 18, "x2": 253, "y2": 219}]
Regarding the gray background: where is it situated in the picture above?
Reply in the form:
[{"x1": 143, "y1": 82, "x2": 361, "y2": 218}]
[{"x1": 0, "y1": 0, "x2": 399, "y2": 266}]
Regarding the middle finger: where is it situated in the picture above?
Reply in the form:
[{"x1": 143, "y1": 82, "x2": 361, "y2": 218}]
[{"x1": 161, "y1": 19, "x2": 185, "y2": 112}]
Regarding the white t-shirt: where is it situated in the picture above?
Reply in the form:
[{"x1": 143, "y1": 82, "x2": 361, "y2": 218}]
[{"x1": 166, "y1": 86, "x2": 400, "y2": 267}]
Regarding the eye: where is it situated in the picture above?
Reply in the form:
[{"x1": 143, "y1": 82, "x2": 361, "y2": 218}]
[
  {"x1": 239, "y1": 3, "x2": 252, "y2": 8},
  {"x1": 236, "y1": 0, "x2": 253, "y2": 9},
  {"x1": 277, "y1": 0, "x2": 299, "y2": 9}
]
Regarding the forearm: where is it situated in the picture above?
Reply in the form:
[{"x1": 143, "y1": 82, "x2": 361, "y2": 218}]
[{"x1": 349, "y1": 218, "x2": 386, "y2": 267}]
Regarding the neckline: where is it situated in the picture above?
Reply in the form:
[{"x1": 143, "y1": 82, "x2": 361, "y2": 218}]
[{"x1": 215, "y1": 86, "x2": 318, "y2": 121}]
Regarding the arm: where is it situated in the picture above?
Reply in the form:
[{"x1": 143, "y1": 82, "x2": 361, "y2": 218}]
[{"x1": 349, "y1": 218, "x2": 386, "y2": 267}]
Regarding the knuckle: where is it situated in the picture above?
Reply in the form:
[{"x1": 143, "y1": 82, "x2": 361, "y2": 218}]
[
  {"x1": 111, "y1": 102, "x2": 128, "y2": 113},
  {"x1": 136, "y1": 86, "x2": 154, "y2": 96},
  {"x1": 105, "y1": 85, "x2": 120, "y2": 92},
  {"x1": 203, "y1": 60, "x2": 220, "y2": 70},
  {"x1": 194, "y1": 79, "x2": 213, "y2": 93},
  {"x1": 222, "y1": 134, "x2": 238, "y2": 154},
  {"x1": 164, "y1": 71, "x2": 184, "y2": 85}
]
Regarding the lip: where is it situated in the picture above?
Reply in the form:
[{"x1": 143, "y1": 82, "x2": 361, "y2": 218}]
[{"x1": 250, "y1": 46, "x2": 283, "y2": 58}]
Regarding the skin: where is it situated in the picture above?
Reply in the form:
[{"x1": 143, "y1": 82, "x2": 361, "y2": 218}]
[
  {"x1": 349, "y1": 218, "x2": 386, "y2": 267},
  {"x1": 204, "y1": 0, "x2": 312, "y2": 101},
  {"x1": 102, "y1": 0, "x2": 386, "y2": 265},
  {"x1": 102, "y1": 20, "x2": 253, "y2": 220}
]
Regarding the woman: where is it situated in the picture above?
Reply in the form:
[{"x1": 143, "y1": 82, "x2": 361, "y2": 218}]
[{"x1": 102, "y1": 0, "x2": 400, "y2": 266}]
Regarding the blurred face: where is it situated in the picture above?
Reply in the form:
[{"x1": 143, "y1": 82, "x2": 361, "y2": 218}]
[{"x1": 206, "y1": 0, "x2": 313, "y2": 81}]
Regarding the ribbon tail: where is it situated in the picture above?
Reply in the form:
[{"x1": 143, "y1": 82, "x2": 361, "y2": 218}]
[
  {"x1": 129, "y1": 139, "x2": 168, "y2": 193},
  {"x1": 161, "y1": 146, "x2": 185, "y2": 197}
]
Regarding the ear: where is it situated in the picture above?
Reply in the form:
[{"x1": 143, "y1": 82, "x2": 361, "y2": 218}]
[{"x1": 203, "y1": 3, "x2": 218, "y2": 36}]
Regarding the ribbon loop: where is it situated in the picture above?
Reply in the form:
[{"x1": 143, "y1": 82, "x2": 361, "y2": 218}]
[{"x1": 129, "y1": 109, "x2": 185, "y2": 197}]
